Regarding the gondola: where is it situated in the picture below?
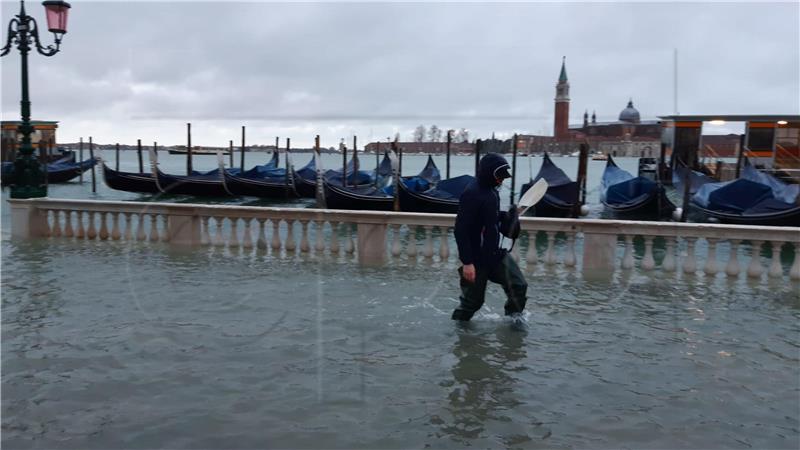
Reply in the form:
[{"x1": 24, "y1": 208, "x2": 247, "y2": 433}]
[
  {"x1": 294, "y1": 153, "x2": 387, "y2": 199},
  {"x1": 191, "y1": 151, "x2": 280, "y2": 177},
  {"x1": 221, "y1": 165, "x2": 296, "y2": 199},
  {"x1": 2, "y1": 154, "x2": 96, "y2": 186},
  {"x1": 397, "y1": 174, "x2": 474, "y2": 214},
  {"x1": 46, "y1": 157, "x2": 97, "y2": 183},
  {"x1": 154, "y1": 168, "x2": 230, "y2": 197},
  {"x1": 519, "y1": 152, "x2": 579, "y2": 217},
  {"x1": 323, "y1": 154, "x2": 432, "y2": 211},
  {"x1": 600, "y1": 154, "x2": 675, "y2": 218},
  {"x1": 102, "y1": 162, "x2": 160, "y2": 194},
  {"x1": 690, "y1": 161, "x2": 800, "y2": 226}
]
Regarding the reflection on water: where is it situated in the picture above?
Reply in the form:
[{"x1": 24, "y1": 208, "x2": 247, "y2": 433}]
[{"x1": 439, "y1": 326, "x2": 531, "y2": 445}]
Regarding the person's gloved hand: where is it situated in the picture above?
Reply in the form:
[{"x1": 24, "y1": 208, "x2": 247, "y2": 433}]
[{"x1": 499, "y1": 205, "x2": 521, "y2": 239}]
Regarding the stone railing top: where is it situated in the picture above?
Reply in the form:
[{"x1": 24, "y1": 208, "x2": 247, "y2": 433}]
[{"x1": 9, "y1": 198, "x2": 800, "y2": 243}]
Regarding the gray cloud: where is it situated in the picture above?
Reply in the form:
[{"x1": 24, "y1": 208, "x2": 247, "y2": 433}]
[{"x1": 2, "y1": 1, "x2": 798, "y2": 147}]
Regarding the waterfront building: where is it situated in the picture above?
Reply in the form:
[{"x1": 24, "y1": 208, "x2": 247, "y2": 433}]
[{"x1": 1, "y1": 120, "x2": 59, "y2": 161}]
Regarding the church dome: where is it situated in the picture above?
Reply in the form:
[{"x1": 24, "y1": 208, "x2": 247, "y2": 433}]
[{"x1": 618, "y1": 99, "x2": 640, "y2": 123}]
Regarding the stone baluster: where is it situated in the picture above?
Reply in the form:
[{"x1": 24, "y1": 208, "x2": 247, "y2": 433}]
[
  {"x1": 148, "y1": 214, "x2": 159, "y2": 242},
  {"x1": 270, "y1": 219, "x2": 282, "y2": 253},
  {"x1": 98, "y1": 212, "x2": 109, "y2": 240},
  {"x1": 75, "y1": 211, "x2": 86, "y2": 239},
  {"x1": 406, "y1": 226, "x2": 418, "y2": 259},
  {"x1": 299, "y1": 220, "x2": 310, "y2": 253},
  {"x1": 544, "y1": 232, "x2": 557, "y2": 265},
  {"x1": 50, "y1": 210, "x2": 62, "y2": 237},
  {"x1": 159, "y1": 215, "x2": 169, "y2": 242},
  {"x1": 747, "y1": 241, "x2": 764, "y2": 278},
  {"x1": 564, "y1": 233, "x2": 577, "y2": 268},
  {"x1": 704, "y1": 238, "x2": 718, "y2": 276},
  {"x1": 213, "y1": 217, "x2": 224, "y2": 246},
  {"x1": 229, "y1": 218, "x2": 240, "y2": 248},
  {"x1": 330, "y1": 221, "x2": 340, "y2": 255},
  {"x1": 790, "y1": 244, "x2": 800, "y2": 281},
  {"x1": 41, "y1": 211, "x2": 51, "y2": 237},
  {"x1": 423, "y1": 226, "x2": 434, "y2": 259},
  {"x1": 344, "y1": 223, "x2": 355, "y2": 255},
  {"x1": 641, "y1": 236, "x2": 655, "y2": 270},
  {"x1": 768, "y1": 241, "x2": 783, "y2": 278},
  {"x1": 63, "y1": 211, "x2": 74, "y2": 238},
  {"x1": 683, "y1": 237, "x2": 697, "y2": 274},
  {"x1": 525, "y1": 231, "x2": 538, "y2": 267},
  {"x1": 123, "y1": 213, "x2": 132, "y2": 241},
  {"x1": 390, "y1": 224, "x2": 401, "y2": 257},
  {"x1": 134, "y1": 213, "x2": 146, "y2": 241},
  {"x1": 621, "y1": 235, "x2": 634, "y2": 270},
  {"x1": 200, "y1": 217, "x2": 210, "y2": 245},
  {"x1": 662, "y1": 237, "x2": 676, "y2": 272},
  {"x1": 439, "y1": 226, "x2": 450, "y2": 262},
  {"x1": 242, "y1": 218, "x2": 254, "y2": 249},
  {"x1": 110, "y1": 212, "x2": 121, "y2": 240},
  {"x1": 725, "y1": 240, "x2": 740, "y2": 277},
  {"x1": 314, "y1": 221, "x2": 326, "y2": 253},
  {"x1": 256, "y1": 219, "x2": 268, "y2": 250},
  {"x1": 285, "y1": 220, "x2": 297, "y2": 253},
  {"x1": 86, "y1": 211, "x2": 97, "y2": 240}
]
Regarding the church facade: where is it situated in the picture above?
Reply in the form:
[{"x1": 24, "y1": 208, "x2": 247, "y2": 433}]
[{"x1": 519, "y1": 58, "x2": 661, "y2": 157}]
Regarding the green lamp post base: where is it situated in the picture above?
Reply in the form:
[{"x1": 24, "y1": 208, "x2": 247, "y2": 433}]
[
  {"x1": 10, "y1": 184, "x2": 47, "y2": 199},
  {"x1": 9, "y1": 154, "x2": 47, "y2": 199}
]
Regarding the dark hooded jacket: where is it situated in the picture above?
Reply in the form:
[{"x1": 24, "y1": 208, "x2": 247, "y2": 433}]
[{"x1": 454, "y1": 153, "x2": 511, "y2": 269}]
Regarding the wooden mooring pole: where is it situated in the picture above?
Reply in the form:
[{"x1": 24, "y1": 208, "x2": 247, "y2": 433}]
[
  {"x1": 79, "y1": 137, "x2": 84, "y2": 182},
  {"x1": 240, "y1": 126, "x2": 246, "y2": 171},
  {"x1": 187, "y1": 122, "x2": 193, "y2": 175},
  {"x1": 89, "y1": 136, "x2": 96, "y2": 193},
  {"x1": 137, "y1": 139, "x2": 143, "y2": 173},
  {"x1": 115, "y1": 143, "x2": 120, "y2": 171}
]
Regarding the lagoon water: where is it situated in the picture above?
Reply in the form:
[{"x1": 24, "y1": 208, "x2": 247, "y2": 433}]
[{"x1": 2, "y1": 152, "x2": 799, "y2": 449}]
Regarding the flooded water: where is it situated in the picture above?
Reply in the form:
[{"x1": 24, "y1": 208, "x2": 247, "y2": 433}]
[{"x1": 2, "y1": 153, "x2": 799, "y2": 449}]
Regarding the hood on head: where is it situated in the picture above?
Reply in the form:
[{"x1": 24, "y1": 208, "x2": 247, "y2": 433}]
[{"x1": 477, "y1": 153, "x2": 511, "y2": 187}]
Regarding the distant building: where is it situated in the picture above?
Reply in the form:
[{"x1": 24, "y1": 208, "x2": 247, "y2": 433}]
[
  {"x1": 363, "y1": 141, "x2": 474, "y2": 155},
  {"x1": 1, "y1": 120, "x2": 59, "y2": 161}
]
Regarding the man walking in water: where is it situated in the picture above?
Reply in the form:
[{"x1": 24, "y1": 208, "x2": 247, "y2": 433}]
[{"x1": 452, "y1": 153, "x2": 528, "y2": 327}]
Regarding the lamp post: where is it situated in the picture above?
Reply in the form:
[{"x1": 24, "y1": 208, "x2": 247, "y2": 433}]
[{"x1": 1, "y1": 0, "x2": 71, "y2": 199}]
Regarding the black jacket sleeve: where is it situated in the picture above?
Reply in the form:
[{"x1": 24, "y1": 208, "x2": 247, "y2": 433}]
[{"x1": 454, "y1": 196, "x2": 480, "y2": 265}]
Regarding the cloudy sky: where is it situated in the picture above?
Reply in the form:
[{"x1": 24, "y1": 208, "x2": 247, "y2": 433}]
[{"x1": 2, "y1": 1, "x2": 798, "y2": 147}]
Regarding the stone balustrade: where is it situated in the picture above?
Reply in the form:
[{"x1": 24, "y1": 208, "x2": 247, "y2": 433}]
[{"x1": 8, "y1": 198, "x2": 800, "y2": 281}]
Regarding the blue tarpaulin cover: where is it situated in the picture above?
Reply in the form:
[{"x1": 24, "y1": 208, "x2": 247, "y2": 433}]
[
  {"x1": 425, "y1": 174, "x2": 474, "y2": 200},
  {"x1": 707, "y1": 179, "x2": 773, "y2": 213},
  {"x1": 602, "y1": 164, "x2": 656, "y2": 205}
]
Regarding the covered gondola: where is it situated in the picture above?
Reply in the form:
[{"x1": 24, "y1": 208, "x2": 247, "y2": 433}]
[
  {"x1": 154, "y1": 168, "x2": 230, "y2": 197},
  {"x1": 323, "y1": 183, "x2": 394, "y2": 211},
  {"x1": 3, "y1": 155, "x2": 96, "y2": 186},
  {"x1": 519, "y1": 152, "x2": 579, "y2": 217},
  {"x1": 690, "y1": 161, "x2": 800, "y2": 226},
  {"x1": 191, "y1": 151, "x2": 280, "y2": 177},
  {"x1": 324, "y1": 153, "x2": 435, "y2": 211},
  {"x1": 221, "y1": 167, "x2": 295, "y2": 199},
  {"x1": 601, "y1": 154, "x2": 675, "y2": 218},
  {"x1": 46, "y1": 157, "x2": 97, "y2": 183},
  {"x1": 294, "y1": 153, "x2": 387, "y2": 199},
  {"x1": 102, "y1": 162, "x2": 160, "y2": 194},
  {"x1": 397, "y1": 174, "x2": 474, "y2": 214}
]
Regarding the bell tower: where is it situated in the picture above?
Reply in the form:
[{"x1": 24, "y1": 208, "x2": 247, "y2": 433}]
[{"x1": 554, "y1": 56, "x2": 570, "y2": 139}]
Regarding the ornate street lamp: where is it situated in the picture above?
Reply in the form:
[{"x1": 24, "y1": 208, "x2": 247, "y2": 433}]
[{"x1": 1, "y1": 0, "x2": 71, "y2": 198}]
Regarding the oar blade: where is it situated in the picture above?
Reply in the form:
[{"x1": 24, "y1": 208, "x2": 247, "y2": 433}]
[{"x1": 519, "y1": 178, "x2": 548, "y2": 211}]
